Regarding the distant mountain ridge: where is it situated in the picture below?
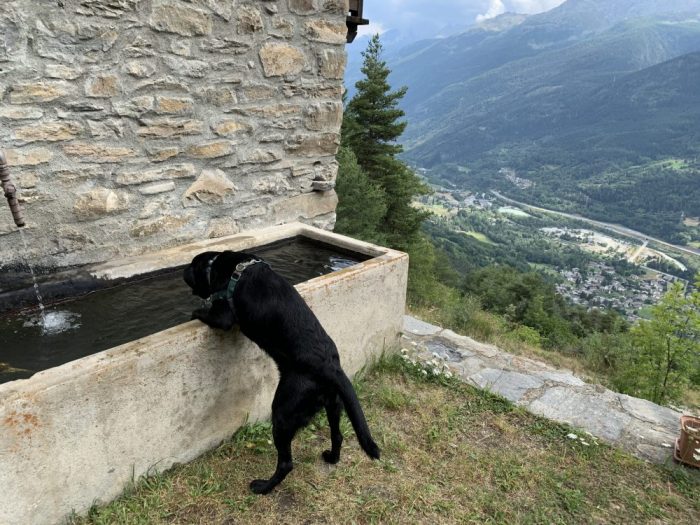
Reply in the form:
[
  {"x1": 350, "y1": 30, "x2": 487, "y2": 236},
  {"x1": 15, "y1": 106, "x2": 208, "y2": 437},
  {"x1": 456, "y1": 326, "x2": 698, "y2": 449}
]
[
  {"x1": 386, "y1": 1, "x2": 700, "y2": 111},
  {"x1": 368, "y1": 0, "x2": 700, "y2": 242},
  {"x1": 402, "y1": 15, "x2": 700, "y2": 162},
  {"x1": 536, "y1": 0, "x2": 700, "y2": 31}
]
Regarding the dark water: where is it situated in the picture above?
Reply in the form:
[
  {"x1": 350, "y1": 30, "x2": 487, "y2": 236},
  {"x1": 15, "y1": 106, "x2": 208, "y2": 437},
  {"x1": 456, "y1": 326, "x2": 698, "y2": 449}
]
[{"x1": 0, "y1": 238, "x2": 368, "y2": 384}]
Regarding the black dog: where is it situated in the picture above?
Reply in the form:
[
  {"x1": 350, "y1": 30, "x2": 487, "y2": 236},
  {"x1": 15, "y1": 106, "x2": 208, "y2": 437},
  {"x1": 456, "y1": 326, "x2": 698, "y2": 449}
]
[{"x1": 183, "y1": 250, "x2": 380, "y2": 494}]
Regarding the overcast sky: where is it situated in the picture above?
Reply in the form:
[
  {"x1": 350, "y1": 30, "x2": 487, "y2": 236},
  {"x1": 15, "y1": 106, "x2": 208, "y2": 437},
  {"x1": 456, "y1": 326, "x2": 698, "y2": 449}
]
[{"x1": 358, "y1": 0, "x2": 567, "y2": 38}]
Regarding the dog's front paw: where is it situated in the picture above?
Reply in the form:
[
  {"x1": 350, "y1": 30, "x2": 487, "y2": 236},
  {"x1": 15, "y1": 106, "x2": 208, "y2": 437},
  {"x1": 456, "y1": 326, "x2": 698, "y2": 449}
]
[
  {"x1": 190, "y1": 307, "x2": 209, "y2": 321},
  {"x1": 249, "y1": 479, "x2": 274, "y2": 495},
  {"x1": 322, "y1": 450, "x2": 340, "y2": 464}
]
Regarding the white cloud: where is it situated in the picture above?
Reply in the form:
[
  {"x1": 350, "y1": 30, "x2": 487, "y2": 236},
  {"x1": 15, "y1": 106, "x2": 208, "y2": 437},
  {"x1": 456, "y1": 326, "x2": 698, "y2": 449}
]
[
  {"x1": 476, "y1": 0, "x2": 506, "y2": 22},
  {"x1": 357, "y1": 21, "x2": 387, "y2": 38},
  {"x1": 358, "y1": 1, "x2": 569, "y2": 39},
  {"x1": 509, "y1": 0, "x2": 566, "y2": 15},
  {"x1": 476, "y1": 0, "x2": 566, "y2": 22}
]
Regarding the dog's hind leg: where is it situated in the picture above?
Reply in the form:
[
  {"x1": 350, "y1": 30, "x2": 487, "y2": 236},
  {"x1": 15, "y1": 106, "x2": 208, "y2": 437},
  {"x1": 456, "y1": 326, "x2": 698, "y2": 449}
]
[
  {"x1": 250, "y1": 375, "x2": 321, "y2": 494},
  {"x1": 249, "y1": 419, "x2": 294, "y2": 495},
  {"x1": 322, "y1": 395, "x2": 344, "y2": 464}
]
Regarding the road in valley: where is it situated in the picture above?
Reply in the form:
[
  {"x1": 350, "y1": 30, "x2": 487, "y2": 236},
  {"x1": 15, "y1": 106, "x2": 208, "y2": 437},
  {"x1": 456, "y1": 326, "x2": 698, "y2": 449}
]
[
  {"x1": 629, "y1": 241, "x2": 648, "y2": 264},
  {"x1": 490, "y1": 191, "x2": 700, "y2": 259}
]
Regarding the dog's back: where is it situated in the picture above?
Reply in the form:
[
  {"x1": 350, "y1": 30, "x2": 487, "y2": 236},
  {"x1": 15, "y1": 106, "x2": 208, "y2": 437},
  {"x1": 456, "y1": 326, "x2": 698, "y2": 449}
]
[{"x1": 234, "y1": 263, "x2": 334, "y2": 367}]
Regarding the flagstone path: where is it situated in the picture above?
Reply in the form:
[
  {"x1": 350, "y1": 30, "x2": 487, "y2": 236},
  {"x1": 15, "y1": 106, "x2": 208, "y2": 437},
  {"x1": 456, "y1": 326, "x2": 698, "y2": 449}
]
[{"x1": 402, "y1": 316, "x2": 688, "y2": 464}]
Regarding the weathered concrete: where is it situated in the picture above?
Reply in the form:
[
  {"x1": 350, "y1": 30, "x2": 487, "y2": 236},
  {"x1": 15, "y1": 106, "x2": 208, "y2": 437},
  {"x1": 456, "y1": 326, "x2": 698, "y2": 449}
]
[
  {"x1": 402, "y1": 315, "x2": 688, "y2": 465},
  {"x1": 0, "y1": 224, "x2": 408, "y2": 525},
  {"x1": 0, "y1": 0, "x2": 349, "y2": 269}
]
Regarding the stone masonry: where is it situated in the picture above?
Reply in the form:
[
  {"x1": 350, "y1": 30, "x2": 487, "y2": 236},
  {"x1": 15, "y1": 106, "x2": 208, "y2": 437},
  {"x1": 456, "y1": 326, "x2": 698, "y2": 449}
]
[{"x1": 0, "y1": 0, "x2": 348, "y2": 269}]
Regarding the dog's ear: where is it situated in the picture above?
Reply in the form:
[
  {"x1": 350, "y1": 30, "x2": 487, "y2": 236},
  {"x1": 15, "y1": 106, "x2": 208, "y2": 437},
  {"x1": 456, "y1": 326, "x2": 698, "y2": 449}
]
[
  {"x1": 184, "y1": 251, "x2": 221, "y2": 298},
  {"x1": 183, "y1": 265, "x2": 196, "y2": 290}
]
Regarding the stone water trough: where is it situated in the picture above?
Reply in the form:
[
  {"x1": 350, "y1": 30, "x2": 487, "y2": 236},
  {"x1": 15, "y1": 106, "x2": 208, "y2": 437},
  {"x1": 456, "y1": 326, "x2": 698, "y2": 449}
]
[{"x1": 0, "y1": 222, "x2": 408, "y2": 525}]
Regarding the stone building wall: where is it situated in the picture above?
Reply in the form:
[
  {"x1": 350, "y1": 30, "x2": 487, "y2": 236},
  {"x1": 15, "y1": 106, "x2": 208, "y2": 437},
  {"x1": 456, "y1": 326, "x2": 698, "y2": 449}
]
[{"x1": 0, "y1": 0, "x2": 347, "y2": 269}]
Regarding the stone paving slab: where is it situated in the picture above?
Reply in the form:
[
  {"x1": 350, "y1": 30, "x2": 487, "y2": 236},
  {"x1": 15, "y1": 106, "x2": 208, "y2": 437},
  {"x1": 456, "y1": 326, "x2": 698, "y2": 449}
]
[
  {"x1": 403, "y1": 315, "x2": 443, "y2": 336},
  {"x1": 471, "y1": 369, "x2": 544, "y2": 403},
  {"x1": 402, "y1": 315, "x2": 689, "y2": 464}
]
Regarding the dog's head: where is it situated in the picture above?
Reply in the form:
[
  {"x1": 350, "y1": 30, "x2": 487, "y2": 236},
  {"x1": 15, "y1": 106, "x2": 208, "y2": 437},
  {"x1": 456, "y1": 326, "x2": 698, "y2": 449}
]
[
  {"x1": 183, "y1": 250, "x2": 259, "y2": 299},
  {"x1": 183, "y1": 251, "x2": 220, "y2": 299}
]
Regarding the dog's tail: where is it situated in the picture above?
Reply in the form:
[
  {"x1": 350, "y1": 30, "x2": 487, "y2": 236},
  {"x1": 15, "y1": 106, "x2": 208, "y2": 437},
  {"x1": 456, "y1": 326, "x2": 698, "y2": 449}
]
[{"x1": 334, "y1": 370, "x2": 381, "y2": 460}]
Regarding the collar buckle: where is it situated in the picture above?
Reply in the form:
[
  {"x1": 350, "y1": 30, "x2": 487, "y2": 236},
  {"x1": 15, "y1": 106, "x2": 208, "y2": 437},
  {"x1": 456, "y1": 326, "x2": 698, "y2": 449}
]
[{"x1": 235, "y1": 259, "x2": 261, "y2": 274}]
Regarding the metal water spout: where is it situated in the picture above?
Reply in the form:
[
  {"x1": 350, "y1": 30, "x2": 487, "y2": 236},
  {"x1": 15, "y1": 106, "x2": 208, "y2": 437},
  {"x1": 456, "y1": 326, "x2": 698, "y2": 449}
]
[{"x1": 0, "y1": 150, "x2": 26, "y2": 228}]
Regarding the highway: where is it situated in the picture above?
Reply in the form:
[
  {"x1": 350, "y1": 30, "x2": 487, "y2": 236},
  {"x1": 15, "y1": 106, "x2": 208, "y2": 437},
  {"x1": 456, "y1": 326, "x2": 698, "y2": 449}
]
[{"x1": 490, "y1": 191, "x2": 700, "y2": 259}]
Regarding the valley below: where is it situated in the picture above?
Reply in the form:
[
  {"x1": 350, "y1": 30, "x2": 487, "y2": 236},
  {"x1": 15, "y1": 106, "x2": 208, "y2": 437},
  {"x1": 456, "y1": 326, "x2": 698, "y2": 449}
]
[
  {"x1": 491, "y1": 191, "x2": 700, "y2": 259},
  {"x1": 416, "y1": 184, "x2": 700, "y2": 323}
]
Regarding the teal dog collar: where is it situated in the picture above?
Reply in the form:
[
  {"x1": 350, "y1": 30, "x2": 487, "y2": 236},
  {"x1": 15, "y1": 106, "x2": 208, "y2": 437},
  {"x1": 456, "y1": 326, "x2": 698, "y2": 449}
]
[{"x1": 209, "y1": 258, "x2": 267, "y2": 303}]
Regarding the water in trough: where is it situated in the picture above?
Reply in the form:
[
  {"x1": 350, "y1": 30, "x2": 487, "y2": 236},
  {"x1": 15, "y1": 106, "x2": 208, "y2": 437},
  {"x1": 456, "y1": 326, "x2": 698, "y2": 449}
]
[{"x1": 0, "y1": 238, "x2": 369, "y2": 384}]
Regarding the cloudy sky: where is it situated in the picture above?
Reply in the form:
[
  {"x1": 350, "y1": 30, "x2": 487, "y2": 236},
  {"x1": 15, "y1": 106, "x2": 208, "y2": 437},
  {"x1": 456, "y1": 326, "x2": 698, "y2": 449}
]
[{"x1": 358, "y1": 0, "x2": 567, "y2": 38}]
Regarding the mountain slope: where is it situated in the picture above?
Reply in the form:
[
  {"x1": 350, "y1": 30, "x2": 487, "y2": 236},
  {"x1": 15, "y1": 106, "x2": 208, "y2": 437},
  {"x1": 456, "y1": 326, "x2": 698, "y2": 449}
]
[
  {"x1": 345, "y1": 14, "x2": 525, "y2": 102},
  {"x1": 557, "y1": 51, "x2": 700, "y2": 157},
  {"x1": 388, "y1": 0, "x2": 700, "y2": 116},
  {"x1": 375, "y1": 0, "x2": 700, "y2": 242},
  {"x1": 408, "y1": 51, "x2": 700, "y2": 242},
  {"x1": 403, "y1": 17, "x2": 700, "y2": 165}
]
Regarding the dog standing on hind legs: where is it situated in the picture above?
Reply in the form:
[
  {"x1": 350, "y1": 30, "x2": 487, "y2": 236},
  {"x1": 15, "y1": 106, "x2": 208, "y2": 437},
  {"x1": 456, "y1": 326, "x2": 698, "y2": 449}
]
[{"x1": 183, "y1": 250, "x2": 380, "y2": 494}]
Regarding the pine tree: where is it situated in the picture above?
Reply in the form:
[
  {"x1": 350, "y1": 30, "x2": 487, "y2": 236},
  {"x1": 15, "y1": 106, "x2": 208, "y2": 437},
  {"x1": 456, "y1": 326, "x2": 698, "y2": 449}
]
[
  {"x1": 343, "y1": 35, "x2": 407, "y2": 168},
  {"x1": 334, "y1": 146, "x2": 387, "y2": 244},
  {"x1": 341, "y1": 34, "x2": 429, "y2": 249}
]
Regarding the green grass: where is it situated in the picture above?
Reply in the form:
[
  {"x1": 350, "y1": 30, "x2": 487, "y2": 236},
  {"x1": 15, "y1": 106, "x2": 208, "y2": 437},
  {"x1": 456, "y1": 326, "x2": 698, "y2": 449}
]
[
  {"x1": 416, "y1": 203, "x2": 451, "y2": 217},
  {"x1": 459, "y1": 230, "x2": 497, "y2": 245},
  {"x1": 637, "y1": 305, "x2": 655, "y2": 320},
  {"x1": 497, "y1": 206, "x2": 533, "y2": 218},
  {"x1": 529, "y1": 262, "x2": 561, "y2": 278},
  {"x1": 70, "y1": 355, "x2": 700, "y2": 524},
  {"x1": 410, "y1": 302, "x2": 595, "y2": 382}
]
